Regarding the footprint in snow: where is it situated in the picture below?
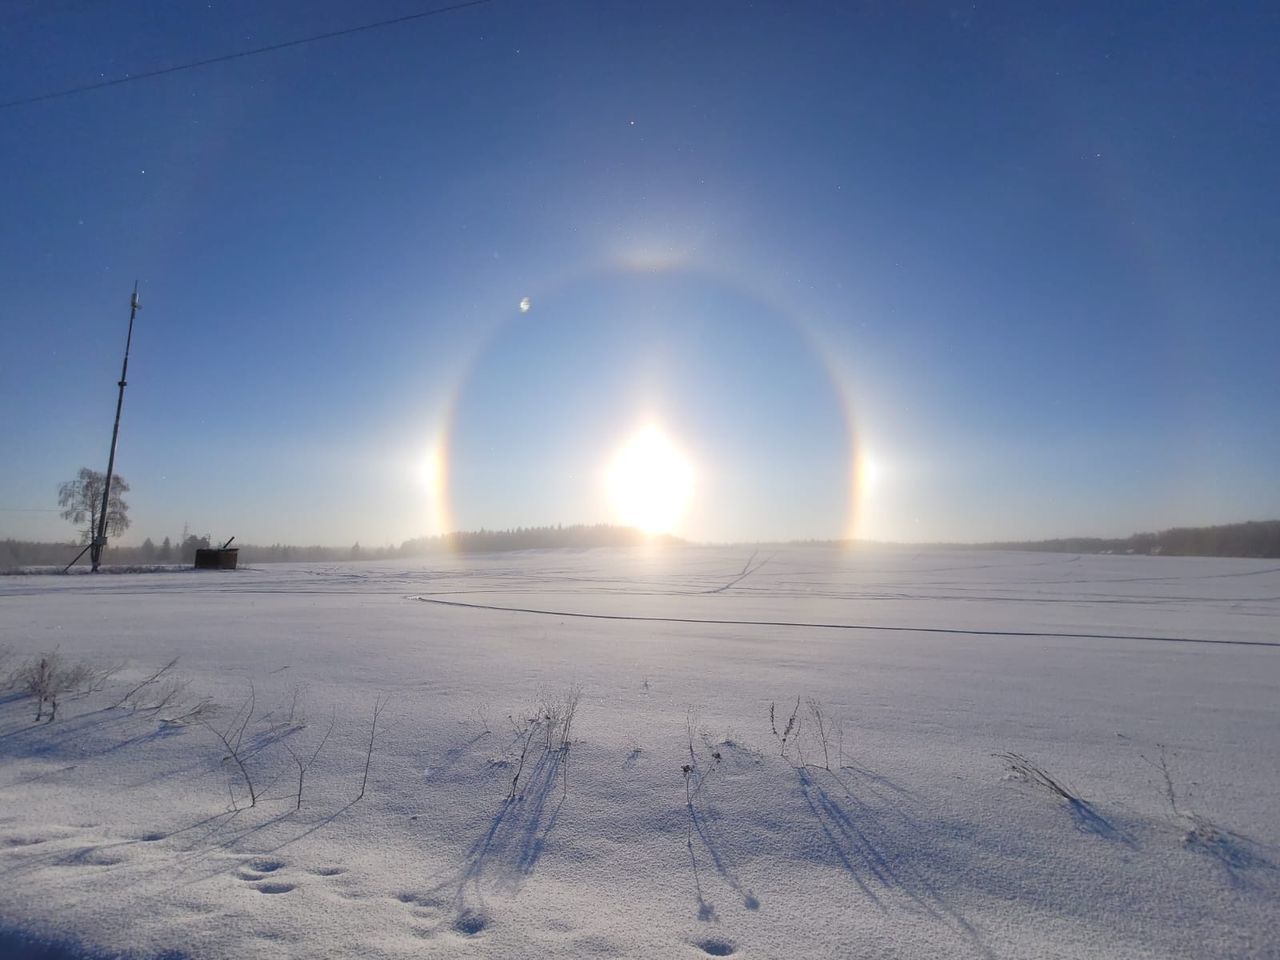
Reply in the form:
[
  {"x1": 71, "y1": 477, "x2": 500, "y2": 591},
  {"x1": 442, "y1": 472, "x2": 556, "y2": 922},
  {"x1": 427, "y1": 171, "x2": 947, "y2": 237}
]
[
  {"x1": 238, "y1": 858, "x2": 288, "y2": 882},
  {"x1": 255, "y1": 882, "x2": 296, "y2": 895},
  {"x1": 395, "y1": 891, "x2": 443, "y2": 907},
  {"x1": 395, "y1": 892, "x2": 447, "y2": 921},
  {"x1": 307, "y1": 865, "x2": 346, "y2": 877},
  {"x1": 695, "y1": 940, "x2": 736, "y2": 957}
]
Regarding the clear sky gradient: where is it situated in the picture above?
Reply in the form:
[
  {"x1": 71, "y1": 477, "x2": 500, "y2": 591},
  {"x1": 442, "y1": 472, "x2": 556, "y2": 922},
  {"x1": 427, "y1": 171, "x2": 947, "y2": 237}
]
[{"x1": 2, "y1": 1, "x2": 1277, "y2": 546}]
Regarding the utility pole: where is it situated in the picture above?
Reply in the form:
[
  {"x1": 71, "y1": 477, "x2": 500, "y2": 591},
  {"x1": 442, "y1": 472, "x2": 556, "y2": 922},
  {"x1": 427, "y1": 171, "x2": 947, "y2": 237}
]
[{"x1": 90, "y1": 283, "x2": 140, "y2": 573}]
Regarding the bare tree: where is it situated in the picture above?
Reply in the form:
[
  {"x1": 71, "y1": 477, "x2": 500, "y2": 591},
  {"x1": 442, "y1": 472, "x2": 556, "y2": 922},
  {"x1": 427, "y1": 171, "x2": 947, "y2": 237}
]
[{"x1": 58, "y1": 467, "x2": 130, "y2": 544}]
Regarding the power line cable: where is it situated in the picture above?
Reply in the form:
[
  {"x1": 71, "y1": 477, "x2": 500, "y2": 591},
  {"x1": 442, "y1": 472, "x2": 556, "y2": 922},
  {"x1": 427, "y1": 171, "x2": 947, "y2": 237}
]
[{"x1": 1, "y1": 0, "x2": 497, "y2": 111}]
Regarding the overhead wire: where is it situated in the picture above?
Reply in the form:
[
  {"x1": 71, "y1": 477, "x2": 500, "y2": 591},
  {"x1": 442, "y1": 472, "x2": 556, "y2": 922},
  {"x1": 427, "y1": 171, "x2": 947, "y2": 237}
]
[{"x1": 0, "y1": 0, "x2": 497, "y2": 111}]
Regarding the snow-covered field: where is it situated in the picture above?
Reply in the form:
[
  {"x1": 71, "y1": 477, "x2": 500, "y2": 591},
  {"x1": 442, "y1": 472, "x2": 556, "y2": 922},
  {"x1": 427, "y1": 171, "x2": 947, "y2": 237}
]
[{"x1": 1, "y1": 546, "x2": 1277, "y2": 959}]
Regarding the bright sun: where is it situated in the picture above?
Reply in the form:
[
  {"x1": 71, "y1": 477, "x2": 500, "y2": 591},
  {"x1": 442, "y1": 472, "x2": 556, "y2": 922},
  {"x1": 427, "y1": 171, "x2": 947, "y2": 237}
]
[{"x1": 606, "y1": 425, "x2": 695, "y2": 535}]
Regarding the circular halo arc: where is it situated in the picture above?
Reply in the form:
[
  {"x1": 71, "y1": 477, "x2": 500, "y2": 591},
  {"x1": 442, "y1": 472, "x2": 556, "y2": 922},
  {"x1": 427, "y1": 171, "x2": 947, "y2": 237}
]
[{"x1": 419, "y1": 260, "x2": 868, "y2": 546}]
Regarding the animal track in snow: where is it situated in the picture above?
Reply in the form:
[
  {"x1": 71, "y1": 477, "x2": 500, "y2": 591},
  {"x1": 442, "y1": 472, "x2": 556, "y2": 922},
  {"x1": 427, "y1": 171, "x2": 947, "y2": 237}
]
[
  {"x1": 3, "y1": 835, "x2": 49, "y2": 847},
  {"x1": 395, "y1": 891, "x2": 442, "y2": 907},
  {"x1": 254, "y1": 882, "x2": 296, "y2": 895},
  {"x1": 234, "y1": 858, "x2": 296, "y2": 893},
  {"x1": 53, "y1": 846, "x2": 126, "y2": 867},
  {"x1": 2, "y1": 827, "x2": 78, "y2": 848},
  {"x1": 452, "y1": 910, "x2": 489, "y2": 936}
]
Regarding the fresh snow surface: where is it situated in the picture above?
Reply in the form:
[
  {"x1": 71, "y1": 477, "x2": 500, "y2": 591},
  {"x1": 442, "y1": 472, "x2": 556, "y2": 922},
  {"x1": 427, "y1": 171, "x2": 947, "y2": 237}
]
[{"x1": 0, "y1": 546, "x2": 1277, "y2": 959}]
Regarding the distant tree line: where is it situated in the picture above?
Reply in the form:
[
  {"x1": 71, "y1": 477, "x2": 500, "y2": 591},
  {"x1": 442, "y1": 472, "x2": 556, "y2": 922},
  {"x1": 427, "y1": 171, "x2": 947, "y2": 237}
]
[
  {"x1": 0, "y1": 533, "x2": 216, "y2": 569},
  {"x1": 6, "y1": 519, "x2": 1275, "y2": 571},
  {"x1": 0, "y1": 524, "x2": 679, "y2": 571},
  {"x1": 975, "y1": 520, "x2": 1280, "y2": 559},
  {"x1": 403, "y1": 523, "x2": 678, "y2": 555}
]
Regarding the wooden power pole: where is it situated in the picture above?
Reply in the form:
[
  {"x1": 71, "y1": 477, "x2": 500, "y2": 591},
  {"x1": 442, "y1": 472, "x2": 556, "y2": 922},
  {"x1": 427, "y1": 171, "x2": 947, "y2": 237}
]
[{"x1": 90, "y1": 283, "x2": 140, "y2": 573}]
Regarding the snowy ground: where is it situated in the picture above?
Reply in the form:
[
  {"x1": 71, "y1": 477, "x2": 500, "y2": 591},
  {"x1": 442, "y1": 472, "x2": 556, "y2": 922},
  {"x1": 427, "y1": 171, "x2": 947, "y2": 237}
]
[{"x1": 0, "y1": 546, "x2": 1277, "y2": 959}]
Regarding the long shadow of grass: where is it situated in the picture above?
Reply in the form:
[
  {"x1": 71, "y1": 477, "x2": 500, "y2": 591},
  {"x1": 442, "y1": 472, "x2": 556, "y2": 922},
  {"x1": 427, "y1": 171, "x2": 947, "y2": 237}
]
[
  {"x1": 0, "y1": 707, "x2": 135, "y2": 749},
  {"x1": 996, "y1": 753, "x2": 1134, "y2": 847},
  {"x1": 838, "y1": 758, "x2": 917, "y2": 801},
  {"x1": 426, "y1": 747, "x2": 566, "y2": 923},
  {"x1": 155, "y1": 798, "x2": 363, "y2": 890},
  {"x1": 799, "y1": 767, "x2": 991, "y2": 957},
  {"x1": 0, "y1": 702, "x2": 222, "y2": 776},
  {"x1": 1065, "y1": 796, "x2": 1132, "y2": 845},
  {"x1": 0, "y1": 802, "x2": 252, "y2": 885},
  {"x1": 1182, "y1": 816, "x2": 1279, "y2": 891},
  {"x1": 436, "y1": 731, "x2": 491, "y2": 775},
  {"x1": 687, "y1": 799, "x2": 759, "y2": 918}
]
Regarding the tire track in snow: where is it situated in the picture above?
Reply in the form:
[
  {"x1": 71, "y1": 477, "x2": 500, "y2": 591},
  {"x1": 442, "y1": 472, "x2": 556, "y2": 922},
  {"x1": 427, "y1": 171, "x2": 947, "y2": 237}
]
[{"x1": 411, "y1": 597, "x2": 1280, "y2": 648}]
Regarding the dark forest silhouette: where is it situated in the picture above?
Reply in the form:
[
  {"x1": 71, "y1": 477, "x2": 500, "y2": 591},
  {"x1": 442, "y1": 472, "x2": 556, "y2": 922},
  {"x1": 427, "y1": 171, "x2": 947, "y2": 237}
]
[{"x1": 967, "y1": 519, "x2": 1280, "y2": 559}]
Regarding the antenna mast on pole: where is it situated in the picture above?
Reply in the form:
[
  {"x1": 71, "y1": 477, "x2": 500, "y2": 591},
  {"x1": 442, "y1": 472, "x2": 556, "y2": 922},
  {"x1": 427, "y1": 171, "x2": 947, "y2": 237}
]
[{"x1": 90, "y1": 282, "x2": 140, "y2": 573}]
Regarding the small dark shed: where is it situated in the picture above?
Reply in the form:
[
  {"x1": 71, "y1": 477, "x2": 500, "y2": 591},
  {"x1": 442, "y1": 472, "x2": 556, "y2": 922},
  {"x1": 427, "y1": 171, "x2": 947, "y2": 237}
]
[{"x1": 194, "y1": 537, "x2": 238, "y2": 570}]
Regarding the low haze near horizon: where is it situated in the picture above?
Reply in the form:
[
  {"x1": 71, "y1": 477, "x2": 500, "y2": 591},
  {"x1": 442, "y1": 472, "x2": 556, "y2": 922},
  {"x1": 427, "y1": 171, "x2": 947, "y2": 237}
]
[{"x1": 2, "y1": 1, "x2": 1277, "y2": 548}]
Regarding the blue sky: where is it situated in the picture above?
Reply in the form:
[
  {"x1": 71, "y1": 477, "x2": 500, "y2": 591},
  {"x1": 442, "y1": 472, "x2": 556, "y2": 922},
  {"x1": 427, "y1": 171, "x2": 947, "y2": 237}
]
[{"x1": 1, "y1": 1, "x2": 1277, "y2": 546}]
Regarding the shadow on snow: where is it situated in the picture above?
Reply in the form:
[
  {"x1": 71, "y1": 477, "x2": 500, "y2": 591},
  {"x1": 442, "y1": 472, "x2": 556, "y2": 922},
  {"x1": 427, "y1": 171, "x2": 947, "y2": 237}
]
[
  {"x1": 798, "y1": 766, "x2": 991, "y2": 957},
  {"x1": 421, "y1": 746, "x2": 567, "y2": 931}
]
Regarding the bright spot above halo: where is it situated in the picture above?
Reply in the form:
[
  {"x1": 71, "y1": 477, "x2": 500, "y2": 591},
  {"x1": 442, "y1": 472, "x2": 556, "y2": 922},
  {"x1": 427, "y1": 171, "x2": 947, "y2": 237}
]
[
  {"x1": 519, "y1": 296, "x2": 531, "y2": 313},
  {"x1": 606, "y1": 424, "x2": 695, "y2": 536}
]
